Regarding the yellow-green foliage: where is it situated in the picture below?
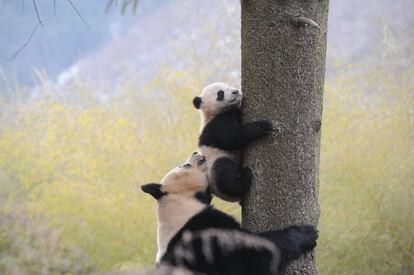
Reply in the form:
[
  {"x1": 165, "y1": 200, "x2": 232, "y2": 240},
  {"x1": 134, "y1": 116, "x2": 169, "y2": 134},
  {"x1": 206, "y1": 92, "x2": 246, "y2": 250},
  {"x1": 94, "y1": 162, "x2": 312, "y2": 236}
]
[
  {"x1": 0, "y1": 68, "x2": 239, "y2": 271},
  {"x1": 0, "y1": 207, "x2": 95, "y2": 274},
  {"x1": 318, "y1": 46, "x2": 414, "y2": 273},
  {"x1": 0, "y1": 42, "x2": 413, "y2": 274}
]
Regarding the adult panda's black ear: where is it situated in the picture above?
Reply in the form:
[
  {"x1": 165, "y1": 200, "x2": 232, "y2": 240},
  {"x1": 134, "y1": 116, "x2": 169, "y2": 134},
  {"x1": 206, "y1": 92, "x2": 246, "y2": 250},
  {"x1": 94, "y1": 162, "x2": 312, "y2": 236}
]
[
  {"x1": 141, "y1": 183, "x2": 166, "y2": 200},
  {"x1": 193, "y1": 97, "x2": 202, "y2": 109}
]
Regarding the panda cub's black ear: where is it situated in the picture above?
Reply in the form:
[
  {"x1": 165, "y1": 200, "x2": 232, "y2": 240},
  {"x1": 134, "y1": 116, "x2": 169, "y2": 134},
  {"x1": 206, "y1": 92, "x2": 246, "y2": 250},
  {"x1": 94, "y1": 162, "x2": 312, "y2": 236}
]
[
  {"x1": 193, "y1": 97, "x2": 202, "y2": 109},
  {"x1": 141, "y1": 183, "x2": 166, "y2": 200}
]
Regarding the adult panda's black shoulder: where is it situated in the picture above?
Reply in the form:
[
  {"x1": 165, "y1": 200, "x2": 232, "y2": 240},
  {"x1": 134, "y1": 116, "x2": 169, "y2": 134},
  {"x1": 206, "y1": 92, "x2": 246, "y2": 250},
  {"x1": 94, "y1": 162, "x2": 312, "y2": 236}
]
[
  {"x1": 141, "y1": 153, "x2": 318, "y2": 274},
  {"x1": 160, "y1": 206, "x2": 318, "y2": 275},
  {"x1": 193, "y1": 82, "x2": 276, "y2": 202}
]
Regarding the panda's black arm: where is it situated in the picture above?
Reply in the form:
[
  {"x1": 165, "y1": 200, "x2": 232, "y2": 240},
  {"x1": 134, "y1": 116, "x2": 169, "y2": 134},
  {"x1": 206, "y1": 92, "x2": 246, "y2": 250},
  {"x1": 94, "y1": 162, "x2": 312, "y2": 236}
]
[
  {"x1": 231, "y1": 120, "x2": 273, "y2": 149},
  {"x1": 161, "y1": 207, "x2": 241, "y2": 263},
  {"x1": 200, "y1": 119, "x2": 272, "y2": 151}
]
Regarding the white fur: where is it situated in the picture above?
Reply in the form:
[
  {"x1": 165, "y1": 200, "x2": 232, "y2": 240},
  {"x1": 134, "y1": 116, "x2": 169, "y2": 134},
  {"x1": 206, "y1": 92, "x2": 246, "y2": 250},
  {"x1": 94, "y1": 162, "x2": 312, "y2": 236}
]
[
  {"x1": 156, "y1": 196, "x2": 205, "y2": 262},
  {"x1": 198, "y1": 82, "x2": 242, "y2": 129},
  {"x1": 196, "y1": 82, "x2": 242, "y2": 202},
  {"x1": 154, "y1": 153, "x2": 209, "y2": 263}
]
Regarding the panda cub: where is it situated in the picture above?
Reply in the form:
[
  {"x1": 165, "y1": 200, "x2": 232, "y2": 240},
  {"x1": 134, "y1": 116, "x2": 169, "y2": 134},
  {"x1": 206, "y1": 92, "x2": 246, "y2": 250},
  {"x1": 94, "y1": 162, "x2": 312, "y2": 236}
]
[
  {"x1": 141, "y1": 153, "x2": 318, "y2": 275},
  {"x1": 193, "y1": 82, "x2": 276, "y2": 202}
]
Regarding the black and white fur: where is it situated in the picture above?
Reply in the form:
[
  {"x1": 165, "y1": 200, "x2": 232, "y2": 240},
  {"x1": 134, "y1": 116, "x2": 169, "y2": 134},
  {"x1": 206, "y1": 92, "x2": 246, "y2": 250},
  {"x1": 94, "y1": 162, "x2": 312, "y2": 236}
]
[
  {"x1": 193, "y1": 82, "x2": 275, "y2": 202},
  {"x1": 141, "y1": 153, "x2": 318, "y2": 274},
  {"x1": 141, "y1": 152, "x2": 210, "y2": 263}
]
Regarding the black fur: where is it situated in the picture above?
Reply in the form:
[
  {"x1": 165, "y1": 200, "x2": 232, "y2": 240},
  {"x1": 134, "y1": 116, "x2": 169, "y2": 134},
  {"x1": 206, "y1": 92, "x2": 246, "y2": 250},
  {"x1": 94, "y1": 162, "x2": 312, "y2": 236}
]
[
  {"x1": 199, "y1": 108, "x2": 272, "y2": 201},
  {"x1": 193, "y1": 97, "x2": 202, "y2": 109},
  {"x1": 211, "y1": 158, "x2": 252, "y2": 199},
  {"x1": 216, "y1": 90, "x2": 225, "y2": 101},
  {"x1": 141, "y1": 183, "x2": 166, "y2": 200},
  {"x1": 160, "y1": 206, "x2": 318, "y2": 275},
  {"x1": 258, "y1": 225, "x2": 318, "y2": 271},
  {"x1": 195, "y1": 191, "x2": 213, "y2": 205},
  {"x1": 162, "y1": 207, "x2": 240, "y2": 260},
  {"x1": 199, "y1": 109, "x2": 273, "y2": 151}
]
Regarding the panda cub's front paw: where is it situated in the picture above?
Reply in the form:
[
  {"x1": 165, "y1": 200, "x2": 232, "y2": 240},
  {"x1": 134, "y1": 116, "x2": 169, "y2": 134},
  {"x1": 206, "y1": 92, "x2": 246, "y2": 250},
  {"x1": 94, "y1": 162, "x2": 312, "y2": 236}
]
[
  {"x1": 269, "y1": 119, "x2": 283, "y2": 134},
  {"x1": 257, "y1": 120, "x2": 273, "y2": 133},
  {"x1": 258, "y1": 120, "x2": 282, "y2": 135}
]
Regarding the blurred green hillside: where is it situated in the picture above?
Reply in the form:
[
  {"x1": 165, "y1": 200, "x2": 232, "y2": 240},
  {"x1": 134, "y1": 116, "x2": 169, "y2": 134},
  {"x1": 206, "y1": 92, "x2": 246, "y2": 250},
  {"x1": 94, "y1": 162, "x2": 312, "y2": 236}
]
[{"x1": 0, "y1": 35, "x2": 413, "y2": 275}]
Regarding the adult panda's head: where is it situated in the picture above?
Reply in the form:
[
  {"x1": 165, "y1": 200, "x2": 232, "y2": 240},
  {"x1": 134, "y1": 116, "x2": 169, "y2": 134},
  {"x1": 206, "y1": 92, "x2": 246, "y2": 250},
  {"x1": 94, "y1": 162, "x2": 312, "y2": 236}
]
[
  {"x1": 193, "y1": 82, "x2": 242, "y2": 120},
  {"x1": 141, "y1": 152, "x2": 211, "y2": 263},
  {"x1": 141, "y1": 152, "x2": 211, "y2": 204}
]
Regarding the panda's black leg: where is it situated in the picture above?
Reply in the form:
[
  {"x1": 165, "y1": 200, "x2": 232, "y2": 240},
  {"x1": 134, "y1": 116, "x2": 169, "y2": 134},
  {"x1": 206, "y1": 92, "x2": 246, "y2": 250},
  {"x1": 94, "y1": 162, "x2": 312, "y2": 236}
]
[
  {"x1": 233, "y1": 120, "x2": 274, "y2": 149},
  {"x1": 213, "y1": 157, "x2": 249, "y2": 200},
  {"x1": 238, "y1": 167, "x2": 253, "y2": 206},
  {"x1": 239, "y1": 166, "x2": 253, "y2": 195}
]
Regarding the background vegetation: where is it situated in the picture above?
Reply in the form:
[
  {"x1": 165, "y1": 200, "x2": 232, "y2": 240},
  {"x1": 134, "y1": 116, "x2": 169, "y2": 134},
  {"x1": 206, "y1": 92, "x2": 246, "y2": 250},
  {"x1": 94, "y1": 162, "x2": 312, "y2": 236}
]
[{"x1": 0, "y1": 2, "x2": 413, "y2": 274}]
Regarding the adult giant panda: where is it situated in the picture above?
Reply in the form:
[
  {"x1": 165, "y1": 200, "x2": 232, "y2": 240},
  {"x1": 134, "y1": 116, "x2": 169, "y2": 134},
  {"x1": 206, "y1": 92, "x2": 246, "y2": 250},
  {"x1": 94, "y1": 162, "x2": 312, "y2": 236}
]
[
  {"x1": 141, "y1": 153, "x2": 318, "y2": 275},
  {"x1": 193, "y1": 82, "x2": 276, "y2": 202}
]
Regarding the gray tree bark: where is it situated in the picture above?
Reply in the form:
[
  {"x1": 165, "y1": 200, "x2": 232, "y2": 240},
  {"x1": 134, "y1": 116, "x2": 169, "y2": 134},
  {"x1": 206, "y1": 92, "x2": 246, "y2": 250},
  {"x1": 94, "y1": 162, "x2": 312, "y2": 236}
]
[{"x1": 241, "y1": 1, "x2": 329, "y2": 274}]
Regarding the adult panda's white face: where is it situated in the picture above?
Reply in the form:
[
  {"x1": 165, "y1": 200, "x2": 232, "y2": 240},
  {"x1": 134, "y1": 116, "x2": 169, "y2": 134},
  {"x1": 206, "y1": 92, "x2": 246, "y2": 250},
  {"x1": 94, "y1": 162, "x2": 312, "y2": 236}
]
[
  {"x1": 141, "y1": 152, "x2": 209, "y2": 200},
  {"x1": 193, "y1": 82, "x2": 242, "y2": 121},
  {"x1": 141, "y1": 152, "x2": 210, "y2": 263}
]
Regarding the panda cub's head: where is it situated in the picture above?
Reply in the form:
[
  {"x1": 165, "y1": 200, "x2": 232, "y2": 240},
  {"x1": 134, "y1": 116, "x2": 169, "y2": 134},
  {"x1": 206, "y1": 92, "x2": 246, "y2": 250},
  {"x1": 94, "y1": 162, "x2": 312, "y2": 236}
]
[
  {"x1": 193, "y1": 82, "x2": 242, "y2": 118},
  {"x1": 141, "y1": 152, "x2": 210, "y2": 204}
]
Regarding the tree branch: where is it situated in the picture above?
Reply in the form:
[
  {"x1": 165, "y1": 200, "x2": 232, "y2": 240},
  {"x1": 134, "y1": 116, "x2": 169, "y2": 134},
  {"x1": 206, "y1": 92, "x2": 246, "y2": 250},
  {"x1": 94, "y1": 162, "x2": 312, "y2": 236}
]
[
  {"x1": 9, "y1": 0, "x2": 91, "y2": 61},
  {"x1": 32, "y1": 0, "x2": 43, "y2": 26},
  {"x1": 67, "y1": 0, "x2": 91, "y2": 28},
  {"x1": 106, "y1": 0, "x2": 139, "y2": 14},
  {"x1": 7, "y1": 22, "x2": 41, "y2": 61},
  {"x1": 105, "y1": 0, "x2": 118, "y2": 13}
]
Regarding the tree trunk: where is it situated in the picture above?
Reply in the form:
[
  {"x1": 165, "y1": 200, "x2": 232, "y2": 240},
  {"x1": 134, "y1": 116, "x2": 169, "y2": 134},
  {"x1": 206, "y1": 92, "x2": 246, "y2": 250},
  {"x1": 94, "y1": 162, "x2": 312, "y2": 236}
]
[{"x1": 241, "y1": 0, "x2": 328, "y2": 274}]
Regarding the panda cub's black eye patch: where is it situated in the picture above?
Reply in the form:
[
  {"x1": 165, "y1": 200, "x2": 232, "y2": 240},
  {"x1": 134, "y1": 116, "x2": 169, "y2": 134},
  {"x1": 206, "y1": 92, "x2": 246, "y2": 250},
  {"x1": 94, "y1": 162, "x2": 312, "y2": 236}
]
[
  {"x1": 183, "y1": 164, "x2": 191, "y2": 168},
  {"x1": 217, "y1": 90, "x2": 224, "y2": 101}
]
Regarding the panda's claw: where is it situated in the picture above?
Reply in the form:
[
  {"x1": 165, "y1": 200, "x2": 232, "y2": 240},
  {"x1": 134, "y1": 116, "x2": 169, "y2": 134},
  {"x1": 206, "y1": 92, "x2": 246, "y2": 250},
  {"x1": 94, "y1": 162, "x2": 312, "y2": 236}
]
[{"x1": 270, "y1": 119, "x2": 283, "y2": 134}]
